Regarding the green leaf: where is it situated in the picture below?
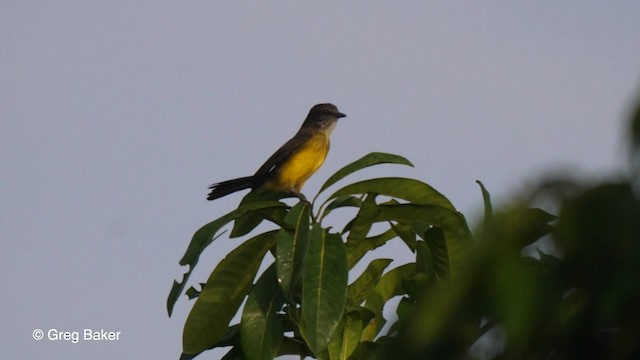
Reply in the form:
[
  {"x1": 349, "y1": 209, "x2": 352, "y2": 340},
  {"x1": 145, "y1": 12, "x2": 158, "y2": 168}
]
[
  {"x1": 347, "y1": 228, "x2": 398, "y2": 269},
  {"x1": 168, "y1": 200, "x2": 287, "y2": 316},
  {"x1": 346, "y1": 193, "x2": 380, "y2": 250},
  {"x1": 275, "y1": 202, "x2": 310, "y2": 297},
  {"x1": 390, "y1": 223, "x2": 417, "y2": 252},
  {"x1": 366, "y1": 264, "x2": 417, "y2": 309},
  {"x1": 301, "y1": 226, "x2": 348, "y2": 355},
  {"x1": 326, "y1": 178, "x2": 456, "y2": 211},
  {"x1": 211, "y1": 324, "x2": 241, "y2": 348},
  {"x1": 342, "y1": 194, "x2": 397, "y2": 269},
  {"x1": 349, "y1": 340, "x2": 383, "y2": 360},
  {"x1": 376, "y1": 204, "x2": 470, "y2": 278},
  {"x1": 182, "y1": 231, "x2": 277, "y2": 355},
  {"x1": 319, "y1": 195, "x2": 363, "y2": 222},
  {"x1": 376, "y1": 204, "x2": 468, "y2": 236},
  {"x1": 423, "y1": 227, "x2": 451, "y2": 279},
  {"x1": 315, "y1": 152, "x2": 414, "y2": 198},
  {"x1": 348, "y1": 258, "x2": 394, "y2": 306},
  {"x1": 415, "y1": 240, "x2": 431, "y2": 276},
  {"x1": 493, "y1": 207, "x2": 557, "y2": 248},
  {"x1": 476, "y1": 180, "x2": 493, "y2": 227},
  {"x1": 327, "y1": 309, "x2": 371, "y2": 360},
  {"x1": 220, "y1": 346, "x2": 246, "y2": 360},
  {"x1": 240, "y1": 265, "x2": 284, "y2": 360},
  {"x1": 230, "y1": 190, "x2": 294, "y2": 238},
  {"x1": 277, "y1": 337, "x2": 312, "y2": 358},
  {"x1": 402, "y1": 272, "x2": 430, "y2": 301},
  {"x1": 179, "y1": 325, "x2": 241, "y2": 360},
  {"x1": 326, "y1": 318, "x2": 345, "y2": 360},
  {"x1": 388, "y1": 297, "x2": 418, "y2": 335},
  {"x1": 230, "y1": 209, "x2": 284, "y2": 238},
  {"x1": 362, "y1": 263, "x2": 417, "y2": 341},
  {"x1": 185, "y1": 283, "x2": 205, "y2": 300}
]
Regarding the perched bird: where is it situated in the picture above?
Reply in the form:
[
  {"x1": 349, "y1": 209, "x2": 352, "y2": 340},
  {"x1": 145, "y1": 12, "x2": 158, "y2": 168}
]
[{"x1": 207, "y1": 103, "x2": 346, "y2": 201}]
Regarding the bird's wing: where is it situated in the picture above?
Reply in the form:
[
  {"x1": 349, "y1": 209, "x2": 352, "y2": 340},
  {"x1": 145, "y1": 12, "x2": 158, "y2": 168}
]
[{"x1": 252, "y1": 132, "x2": 312, "y2": 185}]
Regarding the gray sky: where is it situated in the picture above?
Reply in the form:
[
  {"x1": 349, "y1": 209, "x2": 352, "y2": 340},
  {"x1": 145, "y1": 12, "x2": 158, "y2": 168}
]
[{"x1": 2, "y1": 2, "x2": 639, "y2": 359}]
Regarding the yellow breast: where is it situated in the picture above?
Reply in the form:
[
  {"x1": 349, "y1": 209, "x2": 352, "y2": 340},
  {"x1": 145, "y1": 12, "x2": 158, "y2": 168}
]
[{"x1": 266, "y1": 133, "x2": 330, "y2": 193}]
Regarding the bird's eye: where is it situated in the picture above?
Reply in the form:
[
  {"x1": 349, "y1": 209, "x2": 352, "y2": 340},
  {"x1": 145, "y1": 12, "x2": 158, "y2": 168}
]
[{"x1": 321, "y1": 109, "x2": 331, "y2": 115}]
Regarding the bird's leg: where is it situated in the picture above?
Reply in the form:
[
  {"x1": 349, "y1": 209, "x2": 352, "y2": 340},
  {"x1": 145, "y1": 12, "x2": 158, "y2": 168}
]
[
  {"x1": 295, "y1": 192, "x2": 310, "y2": 204},
  {"x1": 293, "y1": 192, "x2": 320, "y2": 223}
]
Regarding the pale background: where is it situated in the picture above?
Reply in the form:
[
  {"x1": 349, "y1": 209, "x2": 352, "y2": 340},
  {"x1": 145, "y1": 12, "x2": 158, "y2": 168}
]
[{"x1": 2, "y1": 2, "x2": 639, "y2": 359}]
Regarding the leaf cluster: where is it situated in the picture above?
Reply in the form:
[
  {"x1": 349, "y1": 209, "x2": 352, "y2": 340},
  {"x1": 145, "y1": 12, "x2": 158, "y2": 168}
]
[
  {"x1": 383, "y1": 180, "x2": 640, "y2": 360},
  {"x1": 168, "y1": 152, "x2": 474, "y2": 359}
]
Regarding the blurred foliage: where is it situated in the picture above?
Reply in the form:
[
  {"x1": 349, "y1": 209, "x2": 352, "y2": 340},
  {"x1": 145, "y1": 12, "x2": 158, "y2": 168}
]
[
  {"x1": 169, "y1": 95, "x2": 640, "y2": 359},
  {"x1": 384, "y1": 180, "x2": 640, "y2": 360},
  {"x1": 381, "y1": 93, "x2": 640, "y2": 360}
]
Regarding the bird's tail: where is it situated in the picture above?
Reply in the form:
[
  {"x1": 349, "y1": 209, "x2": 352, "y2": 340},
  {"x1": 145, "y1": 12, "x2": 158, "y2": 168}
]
[{"x1": 207, "y1": 176, "x2": 254, "y2": 200}]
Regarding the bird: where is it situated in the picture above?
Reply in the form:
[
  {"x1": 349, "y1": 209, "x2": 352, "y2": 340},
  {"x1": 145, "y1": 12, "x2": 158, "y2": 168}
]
[{"x1": 207, "y1": 103, "x2": 346, "y2": 201}]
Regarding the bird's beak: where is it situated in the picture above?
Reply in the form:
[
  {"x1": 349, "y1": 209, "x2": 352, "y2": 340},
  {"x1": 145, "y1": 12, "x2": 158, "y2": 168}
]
[{"x1": 336, "y1": 112, "x2": 346, "y2": 118}]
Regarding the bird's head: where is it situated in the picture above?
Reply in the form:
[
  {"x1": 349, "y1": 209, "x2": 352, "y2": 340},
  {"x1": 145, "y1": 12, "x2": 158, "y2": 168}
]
[{"x1": 304, "y1": 103, "x2": 346, "y2": 133}]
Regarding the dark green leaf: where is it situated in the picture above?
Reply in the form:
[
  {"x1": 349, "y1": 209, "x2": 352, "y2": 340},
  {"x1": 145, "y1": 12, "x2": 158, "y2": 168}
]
[
  {"x1": 390, "y1": 222, "x2": 417, "y2": 252},
  {"x1": 402, "y1": 272, "x2": 430, "y2": 300},
  {"x1": 346, "y1": 193, "x2": 380, "y2": 249},
  {"x1": 341, "y1": 217, "x2": 356, "y2": 235},
  {"x1": 301, "y1": 226, "x2": 348, "y2": 354},
  {"x1": 376, "y1": 204, "x2": 467, "y2": 235},
  {"x1": 326, "y1": 178, "x2": 455, "y2": 210},
  {"x1": 493, "y1": 207, "x2": 557, "y2": 248},
  {"x1": 319, "y1": 195, "x2": 363, "y2": 221},
  {"x1": 415, "y1": 240, "x2": 431, "y2": 275},
  {"x1": 346, "y1": 193, "x2": 378, "y2": 239},
  {"x1": 362, "y1": 264, "x2": 417, "y2": 341},
  {"x1": 211, "y1": 324, "x2": 241, "y2": 348},
  {"x1": 387, "y1": 297, "x2": 417, "y2": 336},
  {"x1": 230, "y1": 204, "x2": 289, "y2": 238},
  {"x1": 230, "y1": 190, "x2": 294, "y2": 238},
  {"x1": 240, "y1": 265, "x2": 284, "y2": 360},
  {"x1": 276, "y1": 337, "x2": 312, "y2": 357},
  {"x1": 347, "y1": 228, "x2": 398, "y2": 269},
  {"x1": 179, "y1": 324, "x2": 240, "y2": 360},
  {"x1": 316, "y1": 152, "x2": 414, "y2": 198},
  {"x1": 220, "y1": 346, "x2": 246, "y2": 360},
  {"x1": 476, "y1": 180, "x2": 493, "y2": 227},
  {"x1": 276, "y1": 202, "x2": 310, "y2": 297},
  {"x1": 413, "y1": 223, "x2": 431, "y2": 240},
  {"x1": 423, "y1": 227, "x2": 450, "y2": 279},
  {"x1": 327, "y1": 309, "x2": 370, "y2": 360},
  {"x1": 348, "y1": 258, "x2": 394, "y2": 306},
  {"x1": 168, "y1": 200, "x2": 287, "y2": 316},
  {"x1": 396, "y1": 297, "x2": 416, "y2": 321},
  {"x1": 349, "y1": 340, "x2": 383, "y2": 360},
  {"x1": 185, "y1": 283, "x2": 205, "y2": 300},
  {"x1": 182, "y1": 231, "x2": 277, "y2": 355},
  {"x1": 376, "y1": 204, "x2": 471, "y2": 278}
]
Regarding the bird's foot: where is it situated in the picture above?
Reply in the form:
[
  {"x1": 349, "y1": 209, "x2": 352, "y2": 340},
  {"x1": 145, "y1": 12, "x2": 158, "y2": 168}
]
[{"x1": 295, "y1": 192, "x2": 310, "y2": 204}]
